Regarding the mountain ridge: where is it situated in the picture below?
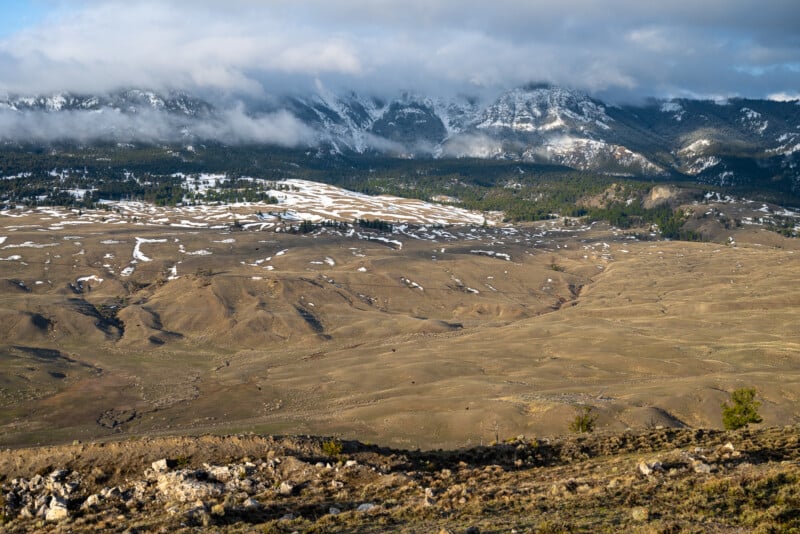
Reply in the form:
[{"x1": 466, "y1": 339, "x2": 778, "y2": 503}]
[{"x1": 1, "y1": 85, "x2": 799, "y2": 192}]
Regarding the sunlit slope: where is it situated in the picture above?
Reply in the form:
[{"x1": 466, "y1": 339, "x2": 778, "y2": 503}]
[{"x1": 0, "y1": 205, "x2": 798, "y2": 448}]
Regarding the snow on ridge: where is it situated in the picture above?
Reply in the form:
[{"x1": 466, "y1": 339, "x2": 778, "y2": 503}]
[
  {"x1": 7, "y1": 178, "x2": 495, "y2": 228},
  {"x1": 686, "y1": 156, "x2": 721, "y2": 175},
  {"x1": 739, "y1": 108, "x2": 769, "y2": 135},
  {"x1": 679, "y1": 139, "x2": 712, "y2": 157}
]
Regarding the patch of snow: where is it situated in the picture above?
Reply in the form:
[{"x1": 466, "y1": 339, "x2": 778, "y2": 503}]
[
  {"x1": 133, "y1": 237, "x2": 167, "y2": 262},
  {"x1": 2, "y1": 241, "x2": 58, "y2": 249},
  {"x1": 401, "y1": 277, "x2": 424, "y2": 291},
  {"x1": 77, "y1": 275, "x2": 104, "y2": 284},
  {"x1": 470, "y1": 249, "x2": 511, "y2": 261}
]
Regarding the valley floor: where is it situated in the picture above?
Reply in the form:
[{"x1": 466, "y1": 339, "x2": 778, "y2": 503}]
[{"x1": 0, "y1": 201, "x2": 799, "y2": 450}]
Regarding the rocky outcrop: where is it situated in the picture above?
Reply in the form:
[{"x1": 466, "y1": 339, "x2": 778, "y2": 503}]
[{"x1": 1, "y1": 428, "x2": 799, "y2": 532}]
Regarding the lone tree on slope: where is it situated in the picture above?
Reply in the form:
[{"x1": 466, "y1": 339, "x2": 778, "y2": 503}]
[{"x1": 722, "y1": 387, "x2": 763, "y2": 430}]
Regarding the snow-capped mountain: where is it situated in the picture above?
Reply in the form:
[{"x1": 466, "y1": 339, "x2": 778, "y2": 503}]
[
  {"x1": 0, "y1": 89, "x2": 213, "y2": 116},
  {"x1": 1, "y1": 85, "x2": 799, "y2": 188},
  {"x1": 474, "y1": 84, "x2": 612, "y2": 133}
]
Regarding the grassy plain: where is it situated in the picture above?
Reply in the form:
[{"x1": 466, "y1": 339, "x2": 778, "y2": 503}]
[{"x1": 0, "y1": 201, "x2": 798, "y2": 449}]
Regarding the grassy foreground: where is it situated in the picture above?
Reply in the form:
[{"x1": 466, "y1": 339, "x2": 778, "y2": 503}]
[{"x1": 1, "y1": 425, "x2": 800, "y2": 532}]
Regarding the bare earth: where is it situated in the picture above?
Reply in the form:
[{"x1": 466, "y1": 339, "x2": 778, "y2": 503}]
[{"x1": 0, "y1": 198, "x2": 798, "y2": 451}]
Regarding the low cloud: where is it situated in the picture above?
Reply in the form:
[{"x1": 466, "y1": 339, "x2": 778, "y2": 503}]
[
  {"x1": 0, "y1": 106, "x2": 316, "y2": 146},
  {"x1": 440, "y1": 134, "x2": 504, "y2": 159}
]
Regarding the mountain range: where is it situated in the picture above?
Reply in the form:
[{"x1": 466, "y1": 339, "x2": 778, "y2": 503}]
[{"x1": 1, "y1": 85, "x2": 799, "y2": 192}]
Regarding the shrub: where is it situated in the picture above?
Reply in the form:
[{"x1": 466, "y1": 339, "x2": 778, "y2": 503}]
[
  {"x1": 569, "y1": 406, "x2": 597, "y2": 433},
  {"x1": 722, "y1": 387, "x2": 763, "y2": 430},
  {"x1": 321, "y1": 439, "x2": 343, "y2": 458}
]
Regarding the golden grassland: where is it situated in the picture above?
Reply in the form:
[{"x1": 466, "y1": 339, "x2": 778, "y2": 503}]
[{"x1": 0, "y1": 206, "x2": 798, "y2": 449}]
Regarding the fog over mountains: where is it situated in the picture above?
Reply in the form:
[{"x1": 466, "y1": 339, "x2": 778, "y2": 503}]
[{"x1": 2, "y1": 84, "x2": 798, "y2": 191}]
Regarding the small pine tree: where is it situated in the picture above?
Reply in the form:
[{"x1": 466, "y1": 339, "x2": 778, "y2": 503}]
[
  {"x1": 722, "y1": 387, "x2": 762, "y2": 430},
  {"x1": 569, "y1": 406, "x2": 597, "y2": 434}
]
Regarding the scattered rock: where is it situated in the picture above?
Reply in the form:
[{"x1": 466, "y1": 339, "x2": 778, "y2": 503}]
[
  {"x1": 637, "y1": 460, "x2": 662, "y2": 476},
  {"x1": 48, "y1": 469, "x2": 69, "y2": 483},
  {"x1": 692, "y1": 461, "x2": 713, "y2": 474},
  {"x1": 1, "y1": 428, "x2": 798, "y2": 531},
  {"x1": 82, "y1": 494, "x2": 101, "y2": 510},
  {"x1": 277, "y1": 481, "x2": 294, "y2": 496},
  {"x1": 243, "y1": 497, "x2": 261, "y2": 509},
  {"x1": 156, "y1": 471, "x2": 223, "y2": 502},
  {"x1": 151, "y1": 459, "x2": 171, "y2": 473},
  {"x1": 45, "y1": 496, "x2": 69, "y2": 522},
  {"x1": 424, "y1": 487, "x2": 436, "y2": 506}
]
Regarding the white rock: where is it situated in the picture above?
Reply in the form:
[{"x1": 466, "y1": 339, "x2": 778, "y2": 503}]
[
  {"x1": 243, "y1": 497, "x2": 261, "y2": 509},
  {"x1": 329, "y1": 506, "x2": 341, "y2": 515},
  {"x1": 48, "y1": 469, "x2": 69, "y2": 482},
  {"x1": 29, "y1": 474, "x2": 44, "y2": 490},
  {"x1": 152, "y1": 459, "x2": 170, "y2": 472},
  {"x1": 82, "y1": 494, "x2": 101, "y2": 509},
  {"x1": 157, "y1": 471, "x2": 223, "y2": 502},
  {"x1": 357, "y1": 503, "x2": 377, "y2": 512},
  {"x1": 277, "y1": 481, "x2": 294, "y2": 496},
  {"x1": 45, "y1": 496, "x2": 69, "y2": 521},
  {"x1": 637, "y1": 461, "x2": 653, "y2": 476},
  {"x1": 693, "y1": 461, "x2": 713, "y2": 474}
]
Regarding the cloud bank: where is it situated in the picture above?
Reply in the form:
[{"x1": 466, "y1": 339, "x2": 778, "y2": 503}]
[
  {"x1": 0, "y1": 0, "x2": 797, "y2": 101},
  {"x1": 0, "y1": 107, "x2": 315, "y2": 146}
]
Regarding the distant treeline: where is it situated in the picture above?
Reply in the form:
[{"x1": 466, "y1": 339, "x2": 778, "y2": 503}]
[{"x1": 0, "y1": 143, "x2": 793, "y2": 242}]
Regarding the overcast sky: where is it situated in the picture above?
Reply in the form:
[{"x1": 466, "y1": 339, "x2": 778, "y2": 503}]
[{"x1": 0, "y1": 0, "x2": 798, "y2": 102}]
